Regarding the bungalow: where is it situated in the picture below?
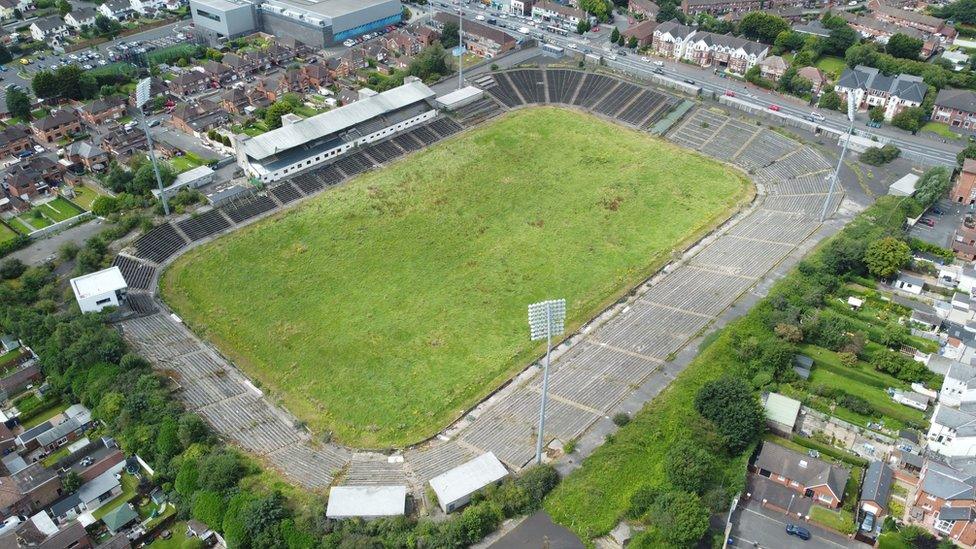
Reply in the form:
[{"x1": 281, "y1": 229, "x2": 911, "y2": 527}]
[
  {"x1": 78, "y1": 96, "x2": 126, "y2": 126},
  {"x1": 0, "y1": 463, "x2": 62, "y2": 517},
  {"x1": 64, "y1": 7, "x2": 97, "y2": 29},
  {"x1": 30, "y1": 110, "x2": 81, "y2": 144},
  {"x1": 931, "y1": 89, "x2": 976, "y2": 132},
  {"x1": 835, "y1": 65, "x2": 927, "y2": 121},
  {"x1": 29, "y1": 16, "x2": 69, "y2": 42},
  {"x1": 4, "y1": 514, "x2": 92, "y2": 549},
  {"x1": 101, "y1": 503, "x2": 138, "y2": 535},
  {"x1": 895, "y1": 272, "x2": 925, "y2": 295},
  {"x1": 49, "y1": 461, "x2": 125, "y2": 522},
  {"x1": 860, "y1": 461, "x2": 894, "y2": 526},
  {"x1": 753, "y1": 442, "x2": 850, "y2": 508}
]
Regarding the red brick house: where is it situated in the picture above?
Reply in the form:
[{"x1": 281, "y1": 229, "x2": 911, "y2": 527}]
[
  {"x1": 953, "y1": 220, "x2": 976, "y2": 260},
  {"x1": 622, "y1": 20, "x2": 658, "y2": 47},
  {"x1": 932, "y1": 89, "x2": 976, "y2": 132},
  {"x1": 870, "y1": 2, "x2": 953, "y2": 37},
  {"x1": 431, "y1": 13, "x2": 516, "y2": 57},
  {"x1": 333, "y1": 48, "x2": 367, "y2": 79},
  {"x1": 954, "y1": 159, "x2": 976, "y2": 205},
  {"x1": 797, "y1": 66, "x2": 827, "y2": 96},
  {"x1": 629, "y1": 0, "x2": 659, "y2": 19},
  {"x1": 0, "y1": 463, "x2": 62, "y2": 517},
  {"x1": 77, "y1": 97, "x2": 126, "y2": 127},
  {"x1": 910, "y1": 460, "x2": 976, "y2": 546},
  {"x1": 753, "y1": 442, "x2": 850, "y2": 509},
  {"x1": 167, "y1": 70, "x2": 210, "y2": 97},
  {"x1": 302, "y1": 64, "x2": 332, "y2": 89},
  {"x1": 0, "y1": 125, "x2": 33, "y2": 158},
  {"x1": 30, "y1": 110, "x2": 81, "y2": 144},
  {"x1": 169, "y1": 99, "x2": 229, "y2": 135}
]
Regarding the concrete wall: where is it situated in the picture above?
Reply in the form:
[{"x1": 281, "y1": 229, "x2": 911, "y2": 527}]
[
  {"x1": 190, "y1": 0, "x2": 257, "y2": 44},
  {"x1": 257, "y1": 11, "x2": 328, "y2": 47}
]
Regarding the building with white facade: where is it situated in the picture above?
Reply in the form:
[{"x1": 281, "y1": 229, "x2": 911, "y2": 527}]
[
  {"x1": 325, "y1": 486, "x2": 407, "y2": 519},
  {"x1": 235, "y1": 77, "x2": 437, "y2": 183},
  {"x1": 928, "y1": 402, "x2": 976, "y2": 457},
  {"x1": 651, "y1": 20, "x2": 697, "y2": 60},
  {"x1": 64, "y1": 7, "x2": 97, "y2": 29},
  {"x1": 531, "y1": 0, "x2": 587, "y2": 30},
  {"x1": 429, "y1": 452, "x2": 508, "y2": 513},
  {"x1": 69, "y1": 266, "x2": 128, "y2": 313},
  {"x1": 836, "y1": 65, "x2": 927, "y2": 121},
  {"x1": 29, "y1": 16, "x2": 69, "y2": 42},
  {"x1": 681, "y1": 31, "x2": 768, "y2": 74}
]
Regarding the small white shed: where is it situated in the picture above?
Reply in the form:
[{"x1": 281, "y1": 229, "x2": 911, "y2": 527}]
[
  {"x1": 888, "y1": 173, "x2": 919, "y2": 197},
  {"x1": 325, "y1": 485, "x2": 407, "y2": 519},
  {"x1": 70, "y1": 266, "x2": 127, "y2": 313},
  {"x1": 429, "y1": 452, "x2": 508, "y2": 513}
]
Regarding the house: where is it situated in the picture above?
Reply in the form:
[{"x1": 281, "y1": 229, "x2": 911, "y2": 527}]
[
  {"x1": 0, "y1": 360, "x2": 41, "y2": 398},
  {"x1": 201, "y1": 60, "x2": 234, "y2": 85},
  {"x1": 682, "y1": 31, "x2": 768, "y2": 74},
  {"x1": 169, "y1": 99, "x2": 229, "y2": 135},
  {"x1": 70, "y1": 266, "x2": 127, "y2": 313},
  {"x1": 911, "y1": 460, "x2": 976, "y2": 545},
  {"x1": 64, "y1": 6, "x2": 97, "y2": 29},
  {"x1": 510, "y1": 0, "x2": 533, "y2": 16},
  {"x1": 431, "y1": 13, "x2": 516, "y2": 58},
  {"x1": 860, "y1": 461, "x2": 894, "y2": 525},
  {"x1": 895, "y1": 272, "x2": 925, "y2": 295},
  {"x1": 871, "y1": 3, "x2": 951, "y2": 37},
  {"x1": 385, "y1": 30, "x2": 422, "y2": 56},
  {"x1": 622, "y1": 20, "x2": 658, "y2": 47},
  {"x1": 67, "y1": 141, "x2": 109, "y2": 171},
  {"x1": 0, "y1": 125, "x2": 33, "y2": 158},
  {"x1": 651, "y1": 20, "x2": 697, "y2": 60},
  {"x1": 941, "y1": 361, "x2": 976, "y2": 408},
  {"x1": 6, "y1": 172, "x2": 44, "y2": 201},
  {"x1": 29, "y1": 16, "x2": 69, "y2": 42},
  {"x1": 100, "y1": 127, "x2": 148, "y2": 160},
  {"x1": 753, "y1": 442, "x2": 850, "y2": 508},
  {"x1": 954, "y1": 221, "x2": 976, "y2": 261},
  {"x1": 759, "y1": 55, "x2": 789, "y2": 81},
  {"x1": 928, "y1": 403, "x2": 976, "y2": 457},
  {"x1": 78, "y1": 96, "x2": 126, "y2": 126},
  {"x1": 837, "y1": 11, "x2": 929, "y2": 46},
  {"x1": 50, "y1": 461, "x2": 125, "y2": 522},
  {"x1": 629, "y1": 0, "x2": 659, "y2": 19},
  {"x1": 186, "y1": 520, "x2": 217, "y2": 544},
  {"x1": 130, "y1": 0, "x2": 165, "y2": 15},
  {"x1": 836, "y1": 65, "x2": 927, "y2": 121},
  {"x1": 943, "y1": 50, "x2": 971, "y2": 72},
  {"x1": 793, "y1": 19, "x2": 832, "y2": 38},
  {"x1": 798, "y1": 66, "x2": 827, "y2": 96},
  {"x1": 97, "y1": 0, "x2": 135, "y2": 20},
  {"x1": 302, "y1": 63, "x2": 332, "y2": 90},
  {"x1": 953, "y1": 159, "x2": 976, "y2": 205},
  {"x1": 1, "y1": 513, "x2": 92, "y2": 549},
  {"x1": 333, "y1": 48, "x2": 367, "y2": 79},
  {"x1": 30, "y1": 110, "x2": 81, "y2": 144},
  {"x1": 101, "y1": 503, "x2": 138, "y2": 535},
  {"x1": 220, "y1": 52, "x2": 256, "y2": 78},
  {"x1": 219, "y1": 87, "x2": 249, "y2": 114},
  {"x1": 0, "y1": 0, "x2": 16, "y2": 20},
  {"x1": 325, "y1": 486, "x2": 407, "y2": 519},
  {"x1": 429, "y1": 452, "x2": 508, "y2": 513},
  {"x1": 531, "y1": 1, "x2": 587, "y2": 30},
  {"x1": 931, "y1": 89, "x2": 976, "y2": 133},
  {"x1": 893, "y1": 390, "x2": 930, "y2": 411},
  {"x1": 167, "y1": 70, "x2": 210, "y2": 97},
  {"x1": 763, "y1": 392, "x2": 801, "y2": 435},
  {"x1": 0, "y1": 463, "x2": 62, "y2": 517}
]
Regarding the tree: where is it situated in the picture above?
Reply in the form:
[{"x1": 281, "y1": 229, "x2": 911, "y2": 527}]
[
  {"x1": 868, "y1": 106, "x2": 885, "y2": 123},
  {"x1": 773, "y1": 30, "x2": 805, "y2": 54},
  {"x1": 845, "y1": 43, "x2": 880, "y2": 68},
  {"x1": 694, "y1": 377, "x2": 765, "y2": 454},
  {"x1": 132, "y1": 161, "x2": 175, "y2": 195},
  {"x1": 198, "y1": 449, "x2": 245, "y2": 492},
  {"x1": 610, "y1": 27, "x2": 620, "y2": 44},
  {"x1": 0, "y1": 258, "x2": 26, "y2": 280},
  {"x1": 192, "y1": 490, "x2": 226, "y2": 529},
  {"x1": 6, "y1": 88, "x2": 30, "y2": 121},
  {"x1": 891, "y1": 106, "x2": 925, "y2": 133},
  {"x1": 959, "y1": 144, "x2": 976, "y2": 166},
  {"x1": 915, "y1": 167, "x2": 952, "y2": 207},
  {"x1": 656, "y1": 1, "x2": 685, "y2": 23},
  {"x1": 818, "y1": 87, "x2": 841, "y2": 110},
  {"x1": 664, "y1": 440, "x2": 715, "y2": 494},
  {"x1": 627, "y1": 35, "x2": 638, "y2": 49},
  {"x1": 645, "y1": 491, "x2": 710, "y2": 546},
  {"x1": 264, "y1": 100, "x2": 295, "y2": 130},
  {"x1": 825, "y1": 25, "x2": 858, "y2": 56},
  {"x1": 62, "y1": 471, "x2": 82, "y2": 493},
  {"x1": 738, "y1": 12, "x2": 790, "y2": 44},
  {"x1": 864, "y1": 237, "x2": 911, "y2": 279},
  {"x1": 440, "y1": 20, "x2": 459, "y2": 49},
  {"x1": 94, "y1": 14, "x2": 121, "y2": 36},
  {"x1": 31, "y1": 71, "x2": 59, "y2": 100},
  {"x1": 576, "y1": 19, "x2": 589, "y2": 34},
  {"x1": 859, "y1": 144, "x2": 901, "y2": 166},
  {"x1": 935, "y1": 0, "x2": 976, "y2": 25},
  {"x1": 178, "y1": 413, "x2": 209, "y2": 447},
  {"x1": 0, "y1": 44, "x2": 12, "y2": 65},
  {"x1": 886, "y1": 33, "x2": 923, "y2": 60},
  {"x1": 56, "y1": 0, "x2": 71, "y2": 16},
  {"x1": 578, "y1": 0, "x2": 611, "y2": 21}
]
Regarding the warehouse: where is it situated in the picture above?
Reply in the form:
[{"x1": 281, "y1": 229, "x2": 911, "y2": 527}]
[
  {"x1": 190, "y1": 0, "x2": 403, "y2": 47},
  {"x1": 235, "y1": 77, "x2": 437, "y2": 182},
  {"x1": 429, "y1": 452, "x2": 508, "y2": 513},
  {"x1": 70, "y1": 267, "x2": 128, "y2": 313}
]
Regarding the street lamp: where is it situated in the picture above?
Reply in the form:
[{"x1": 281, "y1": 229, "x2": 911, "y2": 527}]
[
  {"x1": 528, "y1": 298, "x2": 566, "y2": 464},
  {"x1": 821, "y1": 96, "x2": 855, "y2": 222},
  {"x1": 135, "y1": 77, "x2": 170, "y2": 216}
]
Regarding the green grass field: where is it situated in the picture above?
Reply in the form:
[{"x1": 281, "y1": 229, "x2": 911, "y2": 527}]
[
  {"x1": 37, "y1": 197, "x2": 85, "y2": 221},
  {"x1": 0, "y1": 223, "x2": 18, "y2": 244},
  {"x1": 816, "y1": 56, "x2": 847, "y2": 79},
  {"x1": 161, "y1": 107, "x2": 752, "y2": 447},
  {"x1": 168, "y1": 152, "x2": 207, "y2": 173},
  {"x1": 67, "y1": 185, "x2": 104, "y2": 211}
]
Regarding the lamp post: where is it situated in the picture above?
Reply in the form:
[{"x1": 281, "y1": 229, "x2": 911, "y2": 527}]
[
  {"x1": 135, "y1": 77, "x2": 170, "y2": 216},
  {"x1": 528, "y1": 298, "x2": 566, "y2": 464},
  {"x1": 821, "y1": 97, "x2": 855, "y2": 222}
]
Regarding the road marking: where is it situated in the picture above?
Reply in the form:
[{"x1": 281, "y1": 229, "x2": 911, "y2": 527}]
[{"x1": 741, "y1": 507, "x2": 855, "y2": 549}]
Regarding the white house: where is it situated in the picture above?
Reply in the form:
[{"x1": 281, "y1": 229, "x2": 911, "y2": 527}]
[
  {"x1": 681, "y1": 32, "x2": 768, "y2": 75},
  {"x1": 429, "y1": 452, "x2": 508, "y2": 513},
  {"x1": 895, "y1": 273, "x2": 925, "y2": 295},
  {"x1": 70, "y1": 266, "x2": 127, "y2": 313},
  {"x1": 892, "y1": 389, "x2": 930, "y2": 411},
  {"x1": 959, "y1": 265, "x2": 976, "y2": 294},
  {"x1": 29, "y1": 16, "x2": 69, "y2": 42},
  {"x1": 98, "y1": 0, "x2": 135, "y2": 20},
  {"x1": 325, "y1": 486, "x2": 406, "y2": 519},
  {"x1": 651, "y1": 20, "x2": 697, "y2": 61},
  {"x1": 927, "y1": 402, "x2": 976, "y2": 457},
  {"x1": 940, "y1": 361, "x2": 976, "y2": 408},
  {"x1": 531, "y1": 1, "x2": 587, "y2": 30},
  {"x1": 130, "y1": 0, "x2": 165, "y2": 15},
  {"x1": 64, "y1": 7, "x2": 97, "y2": 29},
  {"x1": 836, "y1": 65, "x2": 927, "y2": 121}
]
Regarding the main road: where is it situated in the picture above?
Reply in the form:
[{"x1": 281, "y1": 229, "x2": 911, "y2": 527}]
[{"x1": 420, "y1": 1, "x2": 961, "y2": 166}]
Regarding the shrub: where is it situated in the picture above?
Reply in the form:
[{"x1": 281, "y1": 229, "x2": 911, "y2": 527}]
[
  {"x1": 694, "y1": 377, "x2": 765, "y2": 454},
  {"x1": 612, "y1": 412, "x2": 630, "y2": 426}
]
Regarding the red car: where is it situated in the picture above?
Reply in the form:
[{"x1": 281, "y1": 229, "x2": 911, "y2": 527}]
[
  {"x1": 591, "y1": 26, "x2": 600, "y2": 32},
  {"x1": 920, "y1": 218, "x2": 935, "y2": 227},
  {"x1": 724, "y1": 90, "x2": 735, "y2": 97},
  {"x1": 768, "y1": 104, "x2": 781, "y2": 111}
]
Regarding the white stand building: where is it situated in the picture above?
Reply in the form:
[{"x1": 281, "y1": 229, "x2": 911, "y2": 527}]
[
  {"x1": 325, "y1": 486, "x2": 407, "y2": 519},
  {"x1": 429, "y1": 452, "x2": 508, "y2": 513},
  {"x1": 70, "y1": 267, "x2": 127, "y2": 313}
]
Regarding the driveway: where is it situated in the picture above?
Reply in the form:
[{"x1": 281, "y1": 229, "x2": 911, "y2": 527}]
[
  {"x1": 908, "y1": 198, "x2": 966, "y2": 249},
  {"x1": 729, "y1": 499, "x2": 869, "y2": 549},
  {"x1": 487, "y1": 511, "x2": 584, "y2": 549}
]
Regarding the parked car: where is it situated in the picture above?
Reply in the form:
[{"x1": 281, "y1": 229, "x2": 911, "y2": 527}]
[
  {"x1": 683, "y1": 78, "x2": 695, "y2": 84},
  {"x1": 653, "y1": 67, "x2": 664, "y2": 74},
  {"x1": 920, "y1": 218, "x2": 936, "y2": 227},
  {"x1": 769, "y1": 104, "x2": 781, "y2": 111},
  {"x1": 785, "y1": 523, "x2": 811, "y2": 540},
  {"x1": 808, "y1": 111, "x2": 825, "y2": 121}
]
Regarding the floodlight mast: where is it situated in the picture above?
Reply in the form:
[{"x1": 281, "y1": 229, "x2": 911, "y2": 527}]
[
  {"x1": 528, "y1": 299, "x2": 566, "y2": 464},
  {"x1": 136, "y1": 76, "x2": 170, "y2": 216},
  {"x1": 821, "y1": 98, "x2": 856, "y2": 222}
]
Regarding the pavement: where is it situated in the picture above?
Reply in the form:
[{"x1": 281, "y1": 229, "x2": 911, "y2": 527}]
[
  {"x1": 729, "y1": 499, "x2": 870, "y2": 549},
  {"x1": 486, "y1": 511, "x2": 585, "y2": 549},
  {"x1": 908, "y1": 197, "x2": 967, "y2": 248}
]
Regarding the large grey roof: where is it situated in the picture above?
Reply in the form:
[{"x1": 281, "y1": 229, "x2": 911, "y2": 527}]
[
  {"x1": 939, "y1": 505, "x2": 974, "y2": 521},
  {"x1": 837, "y1": 65, "x2": 926, "y2": 103},
  {"x1": 655, "y1": 20, "x2": 695, "y2": 40},
  {"x1": 922, "y1": 461, "x2": 976, "y2": 500},
  {"x1": 76, "y1": 462, "x2": 124, "y2": 504},
  {"x1": 693, "y1": 32, "x2": 768, "y2": 56},
  {"x1": 934, "y1": 404, "x2": 976, "y2": 436},
  {"x1": 754, "y1": 442, "x2": 849, "y2": 500},
  {"x1": 242, "y1": 80, "x2": 435, "y2": 161},
  {"x1": 935, "y1": 88, "x2": 976, "y2": 114},
  {"x1": 861, "y1": 461, "x2": 893, "y2": 505},
  {"x1": 947, "y1": 361, "x2": 976, "y2": 388},
  {"x1": 35, "y1": 417, "x2": 80, "y2": 447}
]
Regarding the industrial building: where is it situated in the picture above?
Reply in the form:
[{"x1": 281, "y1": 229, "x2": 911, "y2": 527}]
[
  {"x1": 189, "y1": 0, "x2": 403, "y2": 47},
  {"x1": 234, "y1": 77, "x2": 438, "y2": 183},
  {"x1": 70, "y1": 267, "x2": 128, "y2": 313}
]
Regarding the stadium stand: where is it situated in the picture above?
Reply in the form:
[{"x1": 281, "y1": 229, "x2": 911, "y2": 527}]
[
  {"x1": 270, "y1": 182, "x2": 303, "y2": 204},
  {"x1": 223, "y1": 195, "x2": 278, "y2": 224},
  {"x1": 177, "y1": 209, "x2": 232, "y2": 242},
  {"x1": 133, "y1": 222, "x2": 187, "y2": 264},
  {"x1": 112, "y1": 254, "x2": 156, "y2": 290}
]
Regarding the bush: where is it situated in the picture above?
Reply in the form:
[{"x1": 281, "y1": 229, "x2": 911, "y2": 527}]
[
  {"x1": 694, "y1": 377, "x2": 765, "y2": 454},
  {"x1": 860, "y1": 144, "x2": 901, "y2": 166},
  {"x1": 612, "y1": 412, "x2": 630, "y2": 426}
]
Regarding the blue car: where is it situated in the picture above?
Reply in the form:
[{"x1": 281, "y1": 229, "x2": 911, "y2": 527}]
[{"x1": 786, "y1": 523, "x2": 811, "y2": 540}]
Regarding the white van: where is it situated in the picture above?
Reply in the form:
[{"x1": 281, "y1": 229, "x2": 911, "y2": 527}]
[{"x1": 653, "y1": 60, "x2": 664, "y2": 66}]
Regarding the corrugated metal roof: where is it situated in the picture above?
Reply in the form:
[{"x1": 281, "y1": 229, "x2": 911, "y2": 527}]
[
  {"x1": 429, "y1": 452, "x2": 508, "y2": 506},
  {"x1": 242, "y1": 80, "x2": 435, "y2": 161},
  {"x1": 763, "y1": 392, "x2": 801, "y2": 428}
]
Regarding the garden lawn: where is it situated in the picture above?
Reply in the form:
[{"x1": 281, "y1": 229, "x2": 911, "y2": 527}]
[
  {"x1": 9, "y1": 217, "x2": 34, "y2": 235},
  {"x1": 161, "y1": 107, "x2": 752, "y2": 448},
  {"x1": 92, "y1": 474, "x2": 139, "y2": 520},
  {"x1": 922, "y1": 121, "x2": 960, "y2": 140},
  {"x1": 816, "y1": 56, "x2": 847, "y2": 78},
  {"x1": 0, "y1": 223, "x2": 17, "y2": 244},
  {"x1": 15, "y1": 213, "x2": 51, "y2": 230},
  {"x1": 809, "y1": 505, "x2": 855, "y2": 535},
  {"x1": 168, "y1": 152, "x2": 206, "y2": 173},
  {"x1": 68, "y1": 185, "x2": 104, "y2": 211},
  {"x1": 37, "y1": 197, "x2": 85, "y2": 222}
]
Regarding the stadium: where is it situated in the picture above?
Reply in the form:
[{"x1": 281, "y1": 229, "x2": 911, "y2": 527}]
[{"x1": 113, "y1": 66, "x2": 840, "y2": 492}]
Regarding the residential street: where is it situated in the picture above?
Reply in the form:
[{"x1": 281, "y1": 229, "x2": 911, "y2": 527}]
[{"x1": 729, "y1": 500, "x2": 870, "y2": 549}]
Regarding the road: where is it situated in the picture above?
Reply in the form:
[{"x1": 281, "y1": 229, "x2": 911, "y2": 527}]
[
  {"x1": 420, "y1": 1, "x2": 961, "y2": 166},
  {"x1": 729, "y1": 501, "x2": 870, "y2": 549}
]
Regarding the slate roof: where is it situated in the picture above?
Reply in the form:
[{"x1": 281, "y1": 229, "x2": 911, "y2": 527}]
[
  {"x1": 861, "y1": 460, "x2": 894, "y2": 506},
  {"x1": 32, "y1": 16, "x2": 65, "y2": 33},
  {"x1": 935, "y1": 88, "x2": 976, "y2": 114},
  {"x1": 921, "y1": 460, "x2": 976, "y2": 500},
  {"x1": 934, "y1": 403, "x2": 976, "y2": 437},
  {"x1": 837, "y1": 65, "x2": 927, "y2": 103},
  {"x1": 755, "y1": 442, "x2": 850, "y2": 499},
  {"x1": 32, "y1": 110, "x2": 77, "y2": 131},
  {"x1": 655, "y1": 19, "x2": 696, "y2": 40},
  {"x1": 693, "y1": 32, "x2": 768, "y2": 56}
]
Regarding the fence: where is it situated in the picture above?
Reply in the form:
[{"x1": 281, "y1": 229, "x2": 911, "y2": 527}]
[{"x1": 25, "y1": 211, "x2": 93, "y2": 239}]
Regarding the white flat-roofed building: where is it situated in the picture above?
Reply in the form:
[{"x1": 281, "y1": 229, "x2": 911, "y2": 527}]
[
  {"x1": 235, "y1": 77, "x2": 437, "y2": 183},
  {"x1": 889, "y1": 173, "x2": 920, "y2": 196},
  {"x1": 429, "y1": 452, "x2": 508, "y2": 513},
  {"x1": 436, "y1": 86, "x2": 484, "y2": 110},
  {"x1": 325, "y1": 486, "x2": 407, "y2": 519},
  {"x1": 70, "y1": 267, "x2": 127, "y2": 313},
  {"x1": 152, "y1": 165, "x2": 216, "y2": 199}
]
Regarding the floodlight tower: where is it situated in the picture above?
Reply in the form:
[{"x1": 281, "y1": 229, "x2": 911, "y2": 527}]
[
  {"x1": 456, "y1": 11, "x2": 465, "y2": 90},
  {"x1": 528, "y1": 298, "x2": 566, "y2": 464},
  {"x1": 821, "y1": 97, "x2": 856, "y2": 222},
  {"x1": 136, "y1": 77, "x2": 170, "y2": 216}
]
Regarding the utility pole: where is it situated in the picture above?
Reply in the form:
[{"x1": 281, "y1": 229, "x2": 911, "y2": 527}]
[{"x1": 135, "y1": 77, "x2": 170, "y2": 216}]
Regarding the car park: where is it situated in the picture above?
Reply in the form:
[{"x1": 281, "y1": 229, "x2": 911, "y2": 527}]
[{"x1": 920, "y1": 218, "x2": 936, "y2": 227}]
